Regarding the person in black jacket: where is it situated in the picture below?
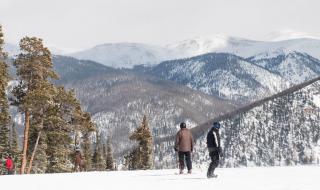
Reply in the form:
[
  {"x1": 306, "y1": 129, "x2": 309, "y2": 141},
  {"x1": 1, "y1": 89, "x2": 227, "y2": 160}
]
[{"x1": 206, "y1": 121, "x2": 221, "y2": 178}]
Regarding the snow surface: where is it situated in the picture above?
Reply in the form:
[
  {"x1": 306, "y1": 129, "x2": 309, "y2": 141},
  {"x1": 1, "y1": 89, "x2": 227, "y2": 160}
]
[
  {"x1": 313, "y1": 94, "x2": 320, "y2": 107},
  {"x1": 1, "y1": 166, "x2": 320, "y2": 190}
]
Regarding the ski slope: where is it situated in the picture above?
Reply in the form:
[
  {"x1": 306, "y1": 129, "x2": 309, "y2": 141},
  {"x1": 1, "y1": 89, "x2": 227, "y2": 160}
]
[{"x1": 1, "y1": 166, "x2": 320, "y2": 190}]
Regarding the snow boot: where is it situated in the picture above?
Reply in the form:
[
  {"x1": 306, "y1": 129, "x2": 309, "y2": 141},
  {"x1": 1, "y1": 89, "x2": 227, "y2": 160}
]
[{"x1": 207, "y1": 173, "x2": 218, "y2": 178}]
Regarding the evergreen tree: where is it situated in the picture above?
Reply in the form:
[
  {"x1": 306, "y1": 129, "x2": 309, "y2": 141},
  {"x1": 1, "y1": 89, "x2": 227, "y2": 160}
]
[
  {"x1": 0, "y1": 25, "x2": 10, "y2": 158},
  {"x1": 28, "y1": 129, "x2": 47, "y2": 173},
  {"x1": 0, "y1": 123, "x2": 10, "y2": 156},
  {"x1": 128, "y1": 115, "x2": 153, "y2": 170},
  {"x1": 82, "y1": 131, "x2": 93, "y2": 171},
  {"x1": 124, "y1": 150, "x2": 136, "y2": 170},
  {"x1": 45, "y1": 87, "x2": 79, "y2": 173},
  {"x1": 12, "y1": 36, "x2": 58, "y2": 174},
  {"x1": 92, "y1": 132, "x2": 106, "y2": 171},
  {"x1": 81, "y1": 112, "x2": 95, "y2": 171},
  {"x1": 105, "y1": 136, "x2": 114, "y2": 170}
]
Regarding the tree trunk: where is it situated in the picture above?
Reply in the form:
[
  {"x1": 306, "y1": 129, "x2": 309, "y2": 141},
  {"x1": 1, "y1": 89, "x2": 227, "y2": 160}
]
[
  {"x1": 27, "y1": 131, "x2": 41, "y2": 174},
  {"x1": 20, "y1": 110, "x2": 30, "y2": 174}
]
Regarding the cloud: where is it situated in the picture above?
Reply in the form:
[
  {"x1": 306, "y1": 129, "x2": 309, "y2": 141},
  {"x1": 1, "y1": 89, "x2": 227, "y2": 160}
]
[{"x1": 1, "y1": 0, "x2": 319, "y2": 51}]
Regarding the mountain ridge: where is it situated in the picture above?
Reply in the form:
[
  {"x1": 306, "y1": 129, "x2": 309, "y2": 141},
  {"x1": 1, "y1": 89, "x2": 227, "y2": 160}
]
[
  {"x1": 66, "y1": 35, "x2": 320, "y2": 68},
  {"x1": 154, "y1": 75, "x2": 320, "y2": 168}
]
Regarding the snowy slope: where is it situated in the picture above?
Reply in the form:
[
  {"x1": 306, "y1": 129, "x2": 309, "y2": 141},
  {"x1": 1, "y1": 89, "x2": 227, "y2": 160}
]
[
  {"x1": 70, "y1": 43, "x2": 175, "y2": 68},
  {"x1": 247, "y1": 50, "x2": 320, "y2": 84},
  {"x1": 166, "y1": 34, "x2": 259, "y2": 58},
  {"x1": 168, "y1": 35, "x2": 320, "y2": 60},
  {"x1": 6, "y1": 55, "x2": 237, "y2": 158},
  {"x1": 1, "y1": 166, "x2": 320, "y2": 190},
  {"x1": 147, "y1": 53, "x2": 288, "y2": 102},
  {"x1": 154, "y1": 78, "x2": 320, "y2": 169}
]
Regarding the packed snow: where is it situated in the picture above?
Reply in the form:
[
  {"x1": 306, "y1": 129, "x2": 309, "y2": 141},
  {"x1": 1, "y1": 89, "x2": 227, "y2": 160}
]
[{"x1": 1, "y1": 166, "x2": 320, "y2": 190}]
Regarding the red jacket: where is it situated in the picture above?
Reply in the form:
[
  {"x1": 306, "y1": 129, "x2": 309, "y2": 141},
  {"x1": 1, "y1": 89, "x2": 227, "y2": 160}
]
[{"x1": 6, "y1": 159, "x2": 14, "y2": 170}]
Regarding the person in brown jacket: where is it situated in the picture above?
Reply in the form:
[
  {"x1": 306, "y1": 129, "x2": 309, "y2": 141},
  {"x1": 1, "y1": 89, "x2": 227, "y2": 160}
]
[{"x1": 174, "y1": 122, "x2": 194, "y2": 174}]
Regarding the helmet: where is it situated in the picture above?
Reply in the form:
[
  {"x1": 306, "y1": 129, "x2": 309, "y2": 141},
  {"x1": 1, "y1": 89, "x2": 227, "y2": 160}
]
[
  {"x1": 180, "y1": 122, "x2": 186, "y2": 128},
  {"x1": 212, "y1": 122, "x2": 220, "y2": 129}
]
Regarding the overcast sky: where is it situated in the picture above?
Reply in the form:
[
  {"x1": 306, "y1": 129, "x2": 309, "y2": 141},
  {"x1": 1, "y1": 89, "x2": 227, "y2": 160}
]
[{"x1": 1, "y1": 0, "x2": 319, "y2": 52}]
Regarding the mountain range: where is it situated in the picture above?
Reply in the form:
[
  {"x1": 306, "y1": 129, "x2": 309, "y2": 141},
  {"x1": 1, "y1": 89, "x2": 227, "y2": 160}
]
[
  {"x1": 6, "y1": 34, "x2": 320, "y2": 168},
  {"x1": 138, "y1": 50, "x2": 320, "y2": 102},
  {"x1": 66, "y1": 35, "x2": 320, "y2": 69},
  {"x1": 51, "y1": 56, "x2": 236, "y2": 155},
  {"x1": 52, "y1": 49, "x2": 320, "y2": 159},
  {"x1": 142, "y1": 52, "x2": 288, "y2": 102}
]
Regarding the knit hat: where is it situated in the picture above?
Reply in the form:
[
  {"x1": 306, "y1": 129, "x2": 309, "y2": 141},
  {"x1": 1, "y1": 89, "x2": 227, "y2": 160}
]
[{"x1": 180, "y1": 122, "x2": 186, "y2": 128}]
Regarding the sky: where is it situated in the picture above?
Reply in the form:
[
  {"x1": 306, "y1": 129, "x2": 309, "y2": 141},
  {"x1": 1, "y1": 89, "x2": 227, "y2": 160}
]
[{"x1": 1, "y1": 0, "x2": 320, "y2": 52}]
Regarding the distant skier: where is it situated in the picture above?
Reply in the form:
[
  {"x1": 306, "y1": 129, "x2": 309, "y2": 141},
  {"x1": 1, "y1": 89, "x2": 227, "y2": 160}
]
[
  {"x1": 5, "y1": 155, "x2": 14, "y2": 175},
  {"x1": 75, "y1": 150, "x2": 86, "y2": 172},
  {"x1": 174, "y1": 122, "x2": 194, "y2": 174},
  {"x1": 206, "y1": 121, "x2": 221, "y2": 178}
]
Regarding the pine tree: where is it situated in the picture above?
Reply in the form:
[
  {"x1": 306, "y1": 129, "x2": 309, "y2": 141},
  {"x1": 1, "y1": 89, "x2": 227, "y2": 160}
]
[
  {"x1": 76, "y1": 110, "x2": 95, "y2": 172},
  {"x1": 28, "y1": 129, "x2": 47, "y2": 173},
  {"x1": 128, "y1": 115, "x2": 153, "y2": 170},
  {"x1": 75, "y1": 111, "x2": 95, "y2": 172},
  {"x1": 0, "y1": 123, "x2": 10, "y2": 156},
  {"x1": 124, "y1": 150, "x2": 136, "y2": 170},
  {"x1": 45, "y1": 87, "x2": 79, "y2": 173},
  {"x1": 82, "y1": 131, "x2": 92, "y2": 171},
  {"x1": 105, "y1": 136, "x2": 114, "y2": 170},
  {"x1": 0, "y1": 25, "x2": 11, "y2": 158},
  {"x1": 12, "y1": 36, "x2": 58, "y2": 174},
  {"x1": 92, "y1": 132, "x2": 106, "y2": 171}
]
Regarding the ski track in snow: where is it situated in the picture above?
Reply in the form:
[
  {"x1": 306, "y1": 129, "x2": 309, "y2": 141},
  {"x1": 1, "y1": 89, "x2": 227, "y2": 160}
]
[{"x1": 1, "y1": 166, "x2": 320, "y2": 190}]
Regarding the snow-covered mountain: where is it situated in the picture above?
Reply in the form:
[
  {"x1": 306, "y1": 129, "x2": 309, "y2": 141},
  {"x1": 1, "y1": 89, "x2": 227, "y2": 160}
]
[
  {"x1": 9, "y1": 54, "x2": 320, "y2": 171},
  {"x1": 143, "y1": 52, "x2": 289, "y2": 102},
  {"x1": 168, "y1": 35, "x2": 320, "y2": 60},
  {"x1": 155, "y1": 77, "x2": 320, "y2": 169},
  {"x1": 247, "y1": 50, "x2": 320, "y2": 84},
  {"x1": 136, "y1": 50, "x2": 320, "y2": 102},
  {"x1": 68, "y1": 34, "x2": 320, "y2": 69},
  {"x1": 69, "y1": 43, "x2": 175, "y2": 68},
  {"x1": 51, "y1": 56, "x2": 236, "y2": 155},
  {"x1": 166, "y1": 34, "x2": 259, "y2": 58},
  {"x1": 8, "y1": 55, "x2": 236, "y2": 156}
]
